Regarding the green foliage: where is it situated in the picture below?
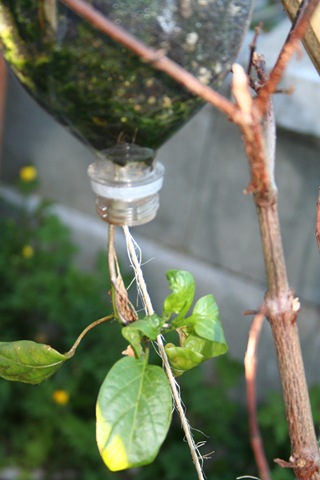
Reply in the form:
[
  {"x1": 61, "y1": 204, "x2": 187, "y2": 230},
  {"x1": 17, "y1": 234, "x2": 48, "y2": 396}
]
[
  {"x1": 0, "y1": 195, "x2": 127, "y2": 477},
  {"x1": 120, "y1": 270, "x2": 227, "y2": 376},
  {"x1": 135, "y1": 356, "x2": 255, "y2": 480},
  {"x1": 2, "y1": 192, "x2": 307, "y2": 480},
  {"x1": 1, "y1": 192, "x2": 247, "y2": 479},
  {"x1": 97, "y1": 269, "x2": 228, "y2": 470},
  {"x1": 0, "y1": 194, "x2": 230, "y2": 476},
  {"x1": 163, "y1": 270, "x2": 195, "y2": 319},
  {"x1": 161, "y1": 270, "x2": 228, "y2": 376},
  {"x1": 121, "y1": 314, "x2": 163, "y2": 358}
]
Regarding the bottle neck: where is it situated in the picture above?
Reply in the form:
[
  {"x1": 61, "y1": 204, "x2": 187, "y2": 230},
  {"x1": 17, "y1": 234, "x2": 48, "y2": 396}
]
[{"x1": 87, "y1": 143, "x2": 164, "y2": 226}]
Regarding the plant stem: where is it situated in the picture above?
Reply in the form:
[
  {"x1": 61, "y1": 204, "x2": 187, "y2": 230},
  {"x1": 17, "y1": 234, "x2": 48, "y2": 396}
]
[
  {"x1": 244, "y1": 310, "x2": 271, "y2": 480},
  {"x1": 67, "y1": 314, "x2": 113, "y2": 357},
  {"x1": 271, "y1": 310, "x2": 320, "y2": 479},
  {"x1": 281, "y1": 0, "x2": 320, "y2": 75},
  {"x1": 256, "y1": 0, "x2": 320, "y2": 115},
  {"x1": 256, "y1": 203, "x2": 289, "y2": 301},
  {"x1": 231, "y1": 44, "x2": 320, "y2": 475},
  {"x1": 122, "y1": 226, "x2": 205, "y2": 480},
  {"x1": 258, "y1": 198, "x2": 320, "y2": 477}
]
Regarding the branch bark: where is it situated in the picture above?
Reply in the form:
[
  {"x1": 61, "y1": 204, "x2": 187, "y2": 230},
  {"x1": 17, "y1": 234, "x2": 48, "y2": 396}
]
[
  {"x1": 281, "y1": 0, "x2": 320, "y2": 75},
  {"x1": 244, "y1": 310, "x2": 271, "y2": 480},
  {"x1": 255, "y1": 0, "x2": 320, "y2": 116},
  {"x1": 232, "y1": 54, "x2": 320, "y2": 476}
]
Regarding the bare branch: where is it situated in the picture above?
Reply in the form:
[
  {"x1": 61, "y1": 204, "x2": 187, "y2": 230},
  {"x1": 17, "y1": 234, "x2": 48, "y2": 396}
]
[
  {"x1": 256, "y1": 0, "x2": 320, "y2": 115},
  {"x1": 244, "y1": 309, "x2": 271, "y2": 480}
]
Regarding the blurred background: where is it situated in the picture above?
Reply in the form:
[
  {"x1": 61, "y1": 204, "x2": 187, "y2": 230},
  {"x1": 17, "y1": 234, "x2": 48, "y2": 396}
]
[{"x1": 1, "y1": 1, "x2": 320, "y2": 479}]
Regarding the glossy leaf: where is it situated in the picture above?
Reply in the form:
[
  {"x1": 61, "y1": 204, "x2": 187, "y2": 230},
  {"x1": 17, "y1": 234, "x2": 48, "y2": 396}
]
[
  {"x1": 0, "y1": 340, "x2": 68, "y2": 384},
  {"x1": 121, "y1": 315, "x2": 163, "y2": 358},
  {"x1": 96, "y1": 356, "x2": 172, "y2": 471},
  {"x1": 163, "y1": 270, "x2": 195, "y2": 319},
  {"x1": 184, "y1": 331, "x2": 228, "y2": 358},
  {"x1": 191, "y1": 294, "x2": 226, "y2": 344},
  {"x1": 164, "y1": 343, "x2": 204, "y2": 377},
  {"x1": 165, "y1": 322, "x2": 228, "y2": 377}
]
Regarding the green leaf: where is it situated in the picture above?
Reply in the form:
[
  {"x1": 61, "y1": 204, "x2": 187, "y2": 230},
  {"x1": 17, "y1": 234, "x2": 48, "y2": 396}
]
[
  {"x1": 0, "y1": 340, "x2": 68, "y2": 384},
  {"x1": 184, "y1": 331, "x2": 228, "y2": 358},
  {"x1": 191, "y1": 294, "x2": 227, "y2": 344},
  {"x1": 96, "y1": 356, "x2": 172, "y2": 471},
  {"x1": 163, "y1": 270, "x2": 195, "y2": 319},
  {"x1": 165, "y1": 322, "x2": 228, "y2": 377},
  {"x1": 164, "y1": 343, "x2": 204, "y2": 377},
  {"x1": 121, "y1": 315, "x2": 163, "y2": 358}
]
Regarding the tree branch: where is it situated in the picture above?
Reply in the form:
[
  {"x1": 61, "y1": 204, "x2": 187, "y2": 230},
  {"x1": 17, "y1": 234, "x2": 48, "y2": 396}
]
[
  {"x1": 255, "y1": 0, "x2": 320, "y2": 115},
  {"x1": 244, "y1": 309, "x2": 271, "y2": 480},
  {"x1": 281, "y1": 0, "x2": 320, "y2": 75}
]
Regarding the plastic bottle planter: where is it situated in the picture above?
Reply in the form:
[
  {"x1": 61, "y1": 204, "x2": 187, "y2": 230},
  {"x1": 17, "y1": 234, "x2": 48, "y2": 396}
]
[
  {"x1": 0, "y1": 0, "x2": 252, "y2": 152},
  {"x1": 0, "y1": 1, "x2": 252, "y2": 226}
]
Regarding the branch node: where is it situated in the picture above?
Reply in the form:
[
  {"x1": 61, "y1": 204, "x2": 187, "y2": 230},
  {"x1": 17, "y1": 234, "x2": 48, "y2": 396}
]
[
  {"x1": 231, "y1": 63, "x2": 253, "y2": 123},
  {"x1": 275, "y1": 450, "x2": 320, "y2": 477},
  {"x1": 142, "y1": 48, "x2": 168, "y2": 65}
]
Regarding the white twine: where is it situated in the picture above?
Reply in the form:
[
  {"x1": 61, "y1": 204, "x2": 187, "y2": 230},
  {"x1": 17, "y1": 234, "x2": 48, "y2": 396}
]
[{"x1": 122, "y1": 225, "x2": 206, "y2": 480}]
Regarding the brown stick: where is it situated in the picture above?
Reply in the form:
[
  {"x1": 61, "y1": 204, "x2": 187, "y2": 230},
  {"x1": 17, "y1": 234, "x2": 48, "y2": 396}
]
[
  {"x1": 270, "y1": 306, "x2": 320, "y2": 479},
  {"x1": 232, "y1": 54, "x2": 320, "y2": 477},
  {"x1": 244, "y1": 310, "x2": 271, "y2": 480},
  {"x1": 255, "y1": 0, "x2": 320, "y2": 115},
  {"x1": 281, "y1": 0, "x2": 320, "y2": 75}
]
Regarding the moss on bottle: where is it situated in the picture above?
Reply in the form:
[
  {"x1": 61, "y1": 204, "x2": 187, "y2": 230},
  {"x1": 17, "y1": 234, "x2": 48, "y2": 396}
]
[{"x1": 0, "y1": 0, "x2": 252, "y2": 152}]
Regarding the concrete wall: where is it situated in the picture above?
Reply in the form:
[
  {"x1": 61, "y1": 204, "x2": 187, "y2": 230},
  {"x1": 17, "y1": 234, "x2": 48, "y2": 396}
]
[{"x1": 1, "y1": 19, "x2": 320, "y2": 396}]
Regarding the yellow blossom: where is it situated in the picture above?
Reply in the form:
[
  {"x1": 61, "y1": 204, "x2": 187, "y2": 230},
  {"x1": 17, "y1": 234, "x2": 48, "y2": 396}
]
[
  {"x1": 22, "y1": 245, "x2": 34, "y2": 258},
  {"x1": 19, "y1": 166, "x2": 37, "y2": 182},
  {"x1": 52, "y1": 390, "x2": 70, "y2": 405}
]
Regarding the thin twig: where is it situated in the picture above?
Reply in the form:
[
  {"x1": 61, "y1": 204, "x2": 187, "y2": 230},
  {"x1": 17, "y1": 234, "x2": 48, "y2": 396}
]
[
  {"x1": 255, "y1": 0, "x2": 320, "y2": 115},
  {"x1": 244, "y1": 309, "x2": 271, "y2": 480},
  {"x1": 60, "y1": 0, "x2": 237, "y2": 120},
  {"x1": 108, "y1": 224, "x2": 137, "y2": 324},
  {"x1": 247, "y1": 23, "x2": 263, "y2": 78},
  {"x1": 122, "y1": 226, "x2": 205, "y2": 480},
  {"x1": 67, "y1": 314, "x2": 113, "y2": 357}
]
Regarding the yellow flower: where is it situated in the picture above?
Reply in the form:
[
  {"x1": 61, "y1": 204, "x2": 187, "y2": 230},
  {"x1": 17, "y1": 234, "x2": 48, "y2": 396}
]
[
  {"x1": 22, "y1": 245, "x2": 34, "y2": 258},
  {"x1": 19, "y1": 166, "x2": 37, "y2": 182},
  {"x1": 52, "y1": 390, "x2": 70, "y2": 405}
]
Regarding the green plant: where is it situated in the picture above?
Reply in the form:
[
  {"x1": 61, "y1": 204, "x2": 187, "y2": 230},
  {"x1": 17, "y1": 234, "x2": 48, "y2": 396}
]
[{"x1": 0, "y1": 183, "x2": 232, "y2": 478}]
